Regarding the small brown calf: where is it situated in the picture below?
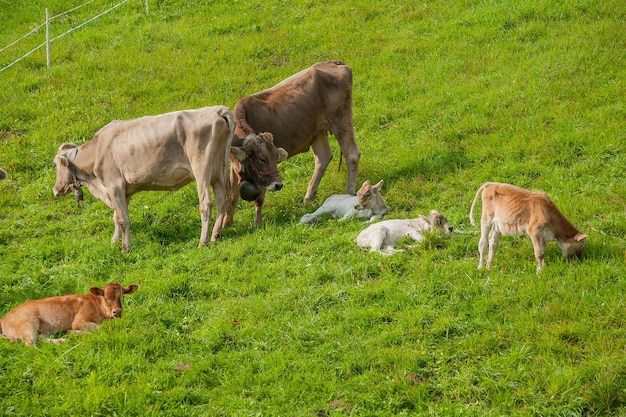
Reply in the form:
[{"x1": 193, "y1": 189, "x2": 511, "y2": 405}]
[{"x1": 0, "y1": 283, "x2": 138, "y2": 346}]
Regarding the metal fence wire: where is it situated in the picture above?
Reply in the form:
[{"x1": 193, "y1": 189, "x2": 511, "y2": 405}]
[{"x1": 0, "y1": 0, "x2": 147, "y2": 74}]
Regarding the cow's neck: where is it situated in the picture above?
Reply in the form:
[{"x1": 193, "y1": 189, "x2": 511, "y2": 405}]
[
  {"x1": 70, "y1": 141, "x2": 98, "y2": 184},
  {"x1": 371, "y1": 194, "x2": 389, "y2": 214}
]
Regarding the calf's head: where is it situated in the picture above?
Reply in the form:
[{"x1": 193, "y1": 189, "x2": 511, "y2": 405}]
[
  {"x1": 559, "y1": 233, "x2": 587, "y2": 261},
  {"x1": 355, "y1": 180, "x2": 384, "y2": 210},
  {"x1": 91, "y1": 283, "x2": 139, "y2": 318},
  {"x1": 52, "y1": 143, "x2": 80, "y2": 197},
  {"x1": 429, "y1": 210, "x2": 453, "y2": 234},
  {"x1": 230, "y1": 132, "x2": 288, "y2": 194}
]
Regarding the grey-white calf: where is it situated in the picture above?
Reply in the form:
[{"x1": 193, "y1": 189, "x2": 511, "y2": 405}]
[
  {"x1": 299, "y1": 180, "x2": 389, "y2": 224},
  {"x1": 356, "y1": 210, "x2": 452, "y2": 255}
]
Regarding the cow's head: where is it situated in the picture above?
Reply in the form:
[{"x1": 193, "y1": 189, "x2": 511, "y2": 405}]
[
  {"x1": 355, "y1": 180, "x2": 383, "y2": 210},
  {"x1": 230, "y1": 132, "x2": 288, "y2": 194},
  {"x1": 90, "y1": 283, "x2": 139, "y2": 319},
  {"x1": 560, "y1": 232, "x2": 587, "y2": 261},
  {"x1": 52, "y1": 143, "x2": 80, "y2": 197},
  {"x1": 429, "y1": 210, "x2": 453, "y2": 234}
]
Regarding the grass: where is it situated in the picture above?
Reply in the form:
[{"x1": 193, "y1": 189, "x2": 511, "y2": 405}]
[{"x1": 1, "y1": 0, "x2": 626, "y2": 415}]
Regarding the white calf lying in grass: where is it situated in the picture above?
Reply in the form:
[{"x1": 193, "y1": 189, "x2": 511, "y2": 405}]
[
  {"x1": 299, "y1": 180, "x2": 389, "y2": 224},
  {"x1": 356, "y1": 210, "x2": 453, "y2": 255}
]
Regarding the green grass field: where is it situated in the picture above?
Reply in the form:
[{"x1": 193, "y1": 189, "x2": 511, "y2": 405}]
[{"x1": 1, "y1": 0, "x2": 625, "y2": 415}]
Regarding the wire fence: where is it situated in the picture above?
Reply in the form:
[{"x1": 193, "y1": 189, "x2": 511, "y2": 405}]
[{"x1": 0, "y1": 0, "x2": 149, "y2": 74}]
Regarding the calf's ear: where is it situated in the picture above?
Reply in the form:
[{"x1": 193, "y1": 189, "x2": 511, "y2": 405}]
[
  {"x1": 276, "y1": 148, "x2": 288, "y2": 162},
  {"x1": 374, "y1": 180, "x2": 384, "y2": 190},
  {"x1": 89, "y1": 287, "x2": 105, "y2": 296},
  {"x1": 575, "y1": 233, "x2": 587, "y2": 242},
  {"x1": 123, "y1": 284, "x2": 139, "y2": 294},
  {"x1": 230, "y1": 146, "x2": 248, "y2": 162}
]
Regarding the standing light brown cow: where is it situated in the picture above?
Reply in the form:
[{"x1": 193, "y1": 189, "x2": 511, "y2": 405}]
[
  {"x1": 469, "y1": 182, "x2": 587, "y2": 273},
  {"x1": 0, "y1": 283, "x2": 138, "y2": 346},
  {"x1": 226, "y1": 59, "x2": 360, "y2": 226},
  {"x1": 53, "y1": 106, "x2": 239, "y2": 252}
]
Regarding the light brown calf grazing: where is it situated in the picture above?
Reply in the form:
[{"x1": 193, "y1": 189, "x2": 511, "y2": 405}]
[
  {"x1": 0, "y1": 283, "x2": 138, "y2": 346},
  {"x1": 469, "y1": 182, "x2": 587, "y2": 273}
]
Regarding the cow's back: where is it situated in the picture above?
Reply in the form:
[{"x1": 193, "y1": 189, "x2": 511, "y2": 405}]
[
  {"x1": 92, "y1": 106, "x2": 231, "y2": 192},
  {"x1": 481, "y1": 182, "x2": 581, "y2": 238},
  {"x1": 1, "y1": 295, "x2": 82, "y2": 337},
  {"x1": 234, "y1": 60, "x2": 353, "y2": 156}
]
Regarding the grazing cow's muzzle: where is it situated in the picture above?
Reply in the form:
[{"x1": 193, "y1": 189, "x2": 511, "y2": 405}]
[{"x1": 267, "y1": 182, "x2": 283, "y2": 192}]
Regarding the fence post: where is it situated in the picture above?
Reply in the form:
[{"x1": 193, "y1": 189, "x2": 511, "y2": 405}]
[{"x1": 46, "y1": 8, "x2": 50, "y2": 69}]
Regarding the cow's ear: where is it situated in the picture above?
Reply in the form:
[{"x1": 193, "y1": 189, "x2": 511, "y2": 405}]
[
  {"x1": 276, "y1": 148, "x2": 288, "y2": 162},
  {"x1": 230, "y1": 146, "x2": 248, "y2": 162},
  {"x1": 59, "y1": 143, "x2": 76, "y2": 152},
  {"x1": 59, "y1": 156, "x2": 69, "y2": 167},
  {"x1": 575, "y1": 233, "x2": 587, "y2": 242},
  {"x1": 89, "y1": 287, "x2": 105, "y2": 296},
  {"x1": 374, "y1": 180, "x2": 383, "y2": 190},
  {"x1": 362, "y1": 180, "x2": 371, "y2": 187},
  {"x1": 123, "y1": 284, "x2": 139, "y2": 294}
]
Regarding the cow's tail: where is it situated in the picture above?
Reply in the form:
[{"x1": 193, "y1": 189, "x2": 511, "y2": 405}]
[
  {"x1": 219, "y1": 106, "x2": 236, "y2": 189},
  {"x1": 232, "y1": 100, "x2": 256, "y2": 138},
  {"x1": 469, "y1": 183, "x2": 489, "y2": 227},
  {"x1": 337, "y1": 152, "x2": 344, "y2": 172}
]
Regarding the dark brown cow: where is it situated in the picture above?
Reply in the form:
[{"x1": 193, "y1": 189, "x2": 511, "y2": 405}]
[
  {"x1": 226, "y1": 132, "x2": 288, "y2": 226},
  {"x1": 228, "y1": 59, "x2": 360, "y2": 226},
  {"x1": 53, "y1": 106, "x2": 236, "y2": 252},
  {"x1": 0, "y1": 283, "x2": 138, "y2": 346}
]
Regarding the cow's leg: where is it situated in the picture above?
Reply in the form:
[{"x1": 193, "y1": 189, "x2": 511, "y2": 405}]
[
  {"x1": 110, "y1": 192, "x2": 131, "y2": 252},
  {"x1": 486, "y1": 228, "x2": 501, "y2": 269},
  {"x1": 210, "y1": 179, "x2": 228, "y2": 243},
  {"x1": 407, "y1": 230, "x2": 425, "y2": 243},
  {"x1": 18, "y1": 322, "x2": 39, "y2": 347},
  {"x1": 369, "y1": 229, "x2": 389, "y2": 253},
  {"x1": 71, "y1": 317, "x2": 99, "y2": 332},
  {"x1": 194, "y1": 175, "x2": 214, "y2": 247},
  {"x1": 222, "y1": 167, "x2": 240, "y2": 228},
  {"x1": 305, "y1": 133, "x2": 333, "y2": 202},
  {"x1": 477, "y1": 224, "x2": 490, "y2": 269},
  {"x1": 111, "y1": 210, "x2": 122, "y2": 244},
  {"x1": 332, "y1": 124, "x2": 360, "y2": 195},
  {"x1": 301, "y1": 203, "x2": 339, "y2": 224},
  {"x1": 253, "y1": 188, "x2": 267, "y2": 227},
  {"x1": 528, "y1": 231, "x2": 546, "y2": 274}
]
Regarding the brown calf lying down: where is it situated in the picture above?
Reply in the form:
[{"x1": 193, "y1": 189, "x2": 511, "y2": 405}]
[
  {"x1": 469, "y1": 182, "x2": 587, "y2": 273},
  {"x1": 0, "y1": 283, "x2": 138, "y2": 346}
]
